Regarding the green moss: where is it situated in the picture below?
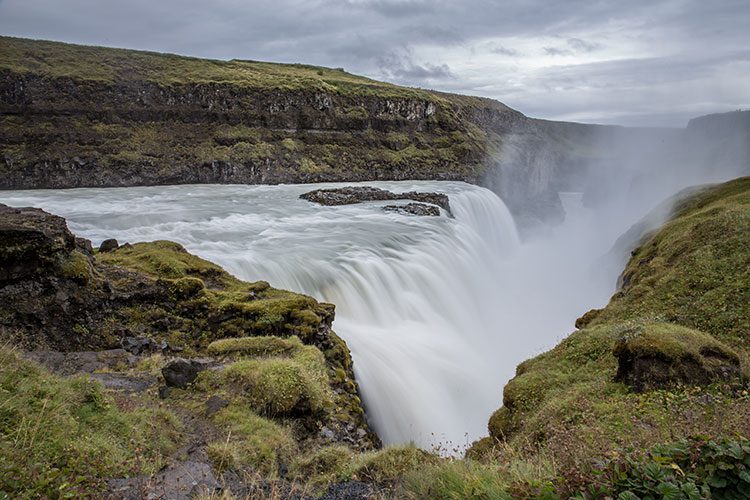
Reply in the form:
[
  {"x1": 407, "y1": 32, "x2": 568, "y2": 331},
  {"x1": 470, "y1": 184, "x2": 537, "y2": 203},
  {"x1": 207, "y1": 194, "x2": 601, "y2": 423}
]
[
  {"x1": 207, "y1": 335, "x2": 302, "y2": 356},
  {"x1": 168, "y1": 276, "x2": 206, "y2": 299},
  {"x1": 592, "y1": 177, "x2": 750, "y2": 343},
  {"x1": 615, "y1": 323, "x2": 740, "y2": 366},
  {"x1": 217, "y1": 349, "x2": 331, "y2": 416},
  {"x1": 289, "y1": 445, "x2": 354, "y2": 489},
  {"x1": 99, "y1": 241, "x2": 331, "y2": 341},
  {"x1": 59, "y1": 250, "x2": 93, "y2": 284},
  {"x1": 342, "y1": 445, "x2": 439, "y2": 483},
  {"x1": 98, "y1": 240, "x2": 230, "y2": 283},
  {"x1": 0, "y1": 348, "x2": 181, "y2": 497},
  {"x1": 207, "y1": 403, "x2": 296, "y2": 476}
]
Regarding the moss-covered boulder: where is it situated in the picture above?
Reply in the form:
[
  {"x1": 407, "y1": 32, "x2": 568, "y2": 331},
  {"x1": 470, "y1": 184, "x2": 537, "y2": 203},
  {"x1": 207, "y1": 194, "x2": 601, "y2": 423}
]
[
  {"x1": 613, "y1": 323, "x2": 742, "y2": 391},
  {"x1": 0, "y1": 204, "x2": 77, "y2": 283}
]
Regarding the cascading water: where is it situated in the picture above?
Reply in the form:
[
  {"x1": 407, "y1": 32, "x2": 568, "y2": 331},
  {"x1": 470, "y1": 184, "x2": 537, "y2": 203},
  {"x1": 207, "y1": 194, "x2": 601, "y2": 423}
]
[{"x1": 0, "y1": 180, "x2": 621, "y2": 451}]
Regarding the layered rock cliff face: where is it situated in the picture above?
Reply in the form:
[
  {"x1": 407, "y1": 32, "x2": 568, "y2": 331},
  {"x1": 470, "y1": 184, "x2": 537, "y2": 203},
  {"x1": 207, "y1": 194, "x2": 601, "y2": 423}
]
[
  {"x1": 0, "y1": 36, "x2": 590, "y2": 225},
  {"x1": 1, "y1": 37, "x2": 748, "y2": 227}
]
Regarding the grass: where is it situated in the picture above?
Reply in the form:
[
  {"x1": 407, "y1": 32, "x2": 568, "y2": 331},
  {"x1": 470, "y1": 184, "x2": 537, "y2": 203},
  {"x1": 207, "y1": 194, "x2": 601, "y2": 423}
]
[
  {"x1": 199, "y1": 337, "x2": 332, "y2": 417},
  {"x1": 0, "y1": 35, "x2": 434, "y2": 100},
  {"x1": 0, "y1": 347, "x2": 181, "y2": 497},
  {"x1": 343, "y1": 445, "x2": 439, "y2": 483},
  {"x1": 465, "y1": 177, "x2": 750, "y2": 494},
  {"x1": 206, "y1": 403, "x2": 296, "y2": 476}
]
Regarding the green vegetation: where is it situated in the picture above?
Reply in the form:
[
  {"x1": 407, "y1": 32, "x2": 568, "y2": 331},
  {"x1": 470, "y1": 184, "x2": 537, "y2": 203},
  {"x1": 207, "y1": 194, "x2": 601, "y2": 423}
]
[
  {"x1": 206, "y1": 403, "x2": 296, "y2": 476},
  {"x1": 207, "y1": 335, "x2": 302, "y2": 356},
  {"x1": 457, "y1": 177, "x2": 750, "y2": 497},
  {"x1": 0, "y1": 36, "x2": 432, "y2": 99},
  {"x1": 591, "y1": 177, "x2": 750, "y2": 343},
  {"x1": 574, "y1": 437, "x2": 750, "y2": 499},
  {"x1": 290, "y1": 445, "x2": 355, "y2": 488},
  {"x1": 98, "y1": 241, "x2": 328, "y2": 342},
  {"x1": 0, "y1": 348, "x2": 181, "y2": 497},
  {"x1": 211, "y1": 349, "x2": 332, "y2": 416},
  {"x1": 0, "y1": 37, "x2": 512, "y2": 191},
  {"x1": 343, "y1": 445, "x2": 439, "y2": 483}
]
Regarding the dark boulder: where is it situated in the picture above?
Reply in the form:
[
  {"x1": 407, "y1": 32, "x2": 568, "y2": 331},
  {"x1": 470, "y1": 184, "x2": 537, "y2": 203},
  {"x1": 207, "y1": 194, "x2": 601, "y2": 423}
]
[
  {"x1": 613, "y1": 323, "x2": 742, "y2": 392},
  {"x1": 99, "y1": 238, "x2": 119, "y2": 253},
  {"x1": 383, "y1": 202, "x2": 440, "y2": 216},
  {"x1": 204, "y1": 395, "x2": 229, "y2": 416},
  {"x1": 162, "y1": 358, "x2": 209, "y2": 388},
  {"x1": 0, "y1": 204, "x2": 76, "y2": 283},
  {"x1": 300, "y1": 186, "x2": 451, "y2": 214}
]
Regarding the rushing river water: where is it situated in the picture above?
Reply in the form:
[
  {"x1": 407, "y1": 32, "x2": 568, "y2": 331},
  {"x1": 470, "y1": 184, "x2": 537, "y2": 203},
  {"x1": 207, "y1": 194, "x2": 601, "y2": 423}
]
[{"x1": 0, "y1": 181, "x2": 625, "y2": 451}]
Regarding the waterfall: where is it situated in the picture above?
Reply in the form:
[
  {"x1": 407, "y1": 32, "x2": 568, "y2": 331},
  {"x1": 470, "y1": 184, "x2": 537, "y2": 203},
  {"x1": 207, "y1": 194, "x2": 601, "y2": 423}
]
[{"x1": 0, "y1": 181, "x2": 524, "y2": 450}]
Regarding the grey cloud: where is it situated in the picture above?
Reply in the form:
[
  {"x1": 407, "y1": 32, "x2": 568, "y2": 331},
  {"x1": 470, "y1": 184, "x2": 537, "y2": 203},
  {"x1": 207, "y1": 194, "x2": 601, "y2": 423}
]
[
  {"x1": 567, "y1": 37, "x2": 600, "y2": 52},
  {"x1": 378, "y1": 52, "x2": 455, "y2": 83},
  {"x1": 489, "y1": 45, "x2": 520, "y2": 57},
  {"x1": 544, "y1": 46, "x2": 573, "y2": 56},
  {"x1": 0, "y1": 0, "x2": 747, "y2": 126},
  {"x1": 545, "y1": 38, "x2": 601, "y2": 56}
]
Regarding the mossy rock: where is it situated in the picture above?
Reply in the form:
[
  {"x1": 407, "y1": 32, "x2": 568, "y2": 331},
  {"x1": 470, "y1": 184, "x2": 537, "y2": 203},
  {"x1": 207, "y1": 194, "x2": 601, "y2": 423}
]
[
  {"x1": 343, "y1": 445, "x2": 439, "y2": 483},
  {"x1": 206, "y1": 403, "x2": 296, "y2": 476},
  {"x1": 613, "y1": 322, "x2": 742, "y2": 391},
  {"x1": 207, "y1": 335, "x2": 301, "y2": 356},
  {"x1": 203, "y1": 344, "x2": 332, "y2": 417},
  {"x1": 59, "y1": 249, "x2": 94, "y2": 284}
]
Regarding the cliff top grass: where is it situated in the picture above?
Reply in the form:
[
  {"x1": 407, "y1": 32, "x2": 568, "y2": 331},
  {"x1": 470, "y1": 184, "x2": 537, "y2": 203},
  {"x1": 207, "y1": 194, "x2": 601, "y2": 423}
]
[
  {"x1": 591, "y1": 176, "x2": 750, "y2": 344},
  {"x1": 0, "y1": 35, "x2": 435, "y2": 100},
  {"x1": 471, "y1": 177, "x2": 750, "y2": 486}
]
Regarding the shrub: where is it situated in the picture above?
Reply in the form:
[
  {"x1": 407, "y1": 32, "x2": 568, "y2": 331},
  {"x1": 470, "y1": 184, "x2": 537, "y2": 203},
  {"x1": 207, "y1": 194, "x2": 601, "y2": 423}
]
[{"x1": 570, "y1": 437, "x2": 750, "y2": 499}]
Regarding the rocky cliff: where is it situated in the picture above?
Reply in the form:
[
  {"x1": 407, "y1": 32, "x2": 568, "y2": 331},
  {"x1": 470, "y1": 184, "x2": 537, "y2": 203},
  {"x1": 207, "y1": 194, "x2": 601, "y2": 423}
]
[
  {"x1": 2, "y1": 36, "x2": 748, "y2": 228},
  {"x1": 465, "y1": 176, "x2": 750, "y2": 497},
  {"x1": 0, "y1": 36, "x2": 613, "y2": 225}
]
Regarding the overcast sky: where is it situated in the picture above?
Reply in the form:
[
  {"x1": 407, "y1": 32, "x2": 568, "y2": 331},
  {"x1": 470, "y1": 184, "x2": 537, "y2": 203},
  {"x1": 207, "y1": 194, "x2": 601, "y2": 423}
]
[{"x1": 1, "y1": 0, "x2": 748, "y2": 127}]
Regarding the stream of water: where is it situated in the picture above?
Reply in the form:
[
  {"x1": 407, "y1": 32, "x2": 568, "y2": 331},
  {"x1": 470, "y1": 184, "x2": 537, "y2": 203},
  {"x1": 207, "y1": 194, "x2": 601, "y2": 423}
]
[{"x1": 0, "y1": 181, "x2": 625, "y2": 451}]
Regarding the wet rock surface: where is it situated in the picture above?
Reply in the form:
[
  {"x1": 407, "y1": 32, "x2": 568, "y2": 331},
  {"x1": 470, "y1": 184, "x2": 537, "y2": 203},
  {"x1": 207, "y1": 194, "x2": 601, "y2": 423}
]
[
  {"x1": 162, "y1": 358, "x2": 210, "y2": 388},
  {"x1": 383, "y1": 202, "x2": 441, "y2": 216},
  {"x1": 99, "y1": 238, "x2": 120, "y2": 253},
  {"x1": 0, "y1": 204, "x2": 75, "y2": 283},
  {"x1": 300, "y1": 186, "x2": 451, "y2": 213}
]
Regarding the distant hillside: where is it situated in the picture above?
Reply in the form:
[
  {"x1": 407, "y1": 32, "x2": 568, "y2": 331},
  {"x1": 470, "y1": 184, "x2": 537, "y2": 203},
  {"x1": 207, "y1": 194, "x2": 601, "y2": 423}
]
[{"x1": 1, "y1": 36, "x2": 747, "y2": 226}]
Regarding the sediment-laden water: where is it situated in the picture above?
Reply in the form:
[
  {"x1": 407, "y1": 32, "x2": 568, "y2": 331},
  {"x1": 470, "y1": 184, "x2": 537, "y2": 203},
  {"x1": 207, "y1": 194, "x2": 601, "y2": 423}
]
[{"x1": 0, "y1": 181, "x2": 625, "y2": 451}]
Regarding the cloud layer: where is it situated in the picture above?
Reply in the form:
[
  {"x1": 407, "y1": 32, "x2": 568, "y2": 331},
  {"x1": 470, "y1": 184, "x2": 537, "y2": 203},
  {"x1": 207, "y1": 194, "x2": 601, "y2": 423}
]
[{"x1": 1, "y1": 0, "x2": 748, "y2": 126}]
